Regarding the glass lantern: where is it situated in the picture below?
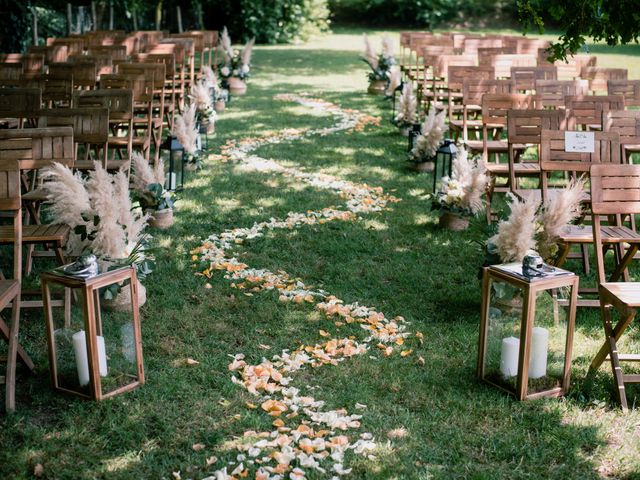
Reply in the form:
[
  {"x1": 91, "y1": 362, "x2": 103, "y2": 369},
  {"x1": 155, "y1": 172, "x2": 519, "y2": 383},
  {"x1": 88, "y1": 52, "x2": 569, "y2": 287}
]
[
  {"x1": 160, "y1": 136, "x2": 185, "y2": 191},
  {"x1": 407, "y1": 123, "x2": 422, "y2": 152},
  {"x1": 477, "y1": 263, "x2": 579, "y2": 400},
  {"x1": 432, "y1": 139, "x2": 457, "y2": 193},
  {"x1": 41, "y1": 265, "x2": 144, "y2": 401}
]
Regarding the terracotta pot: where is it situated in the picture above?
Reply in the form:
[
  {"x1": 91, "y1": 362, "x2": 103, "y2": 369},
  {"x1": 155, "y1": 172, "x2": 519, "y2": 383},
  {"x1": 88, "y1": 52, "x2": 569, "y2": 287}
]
[
  {"x1": 411, "y1": 161, "x2": 434, "y2": 172},
  {"x1": 439, "y1": 212, "x2": 469, "y2": 231},
  {"x1": 214, "y1": 100, "x2": 226, "y2": 112},
  {"x1": 228, "y1": 77, "x2": 247, "y2": 95},
  {"x1": 103, "y1": 279, "x2": 146, "y2": 312},
  {"x1": 148, "y1": 208, "x2": 174, "y2": 229},
  {"x1": 367, "y1": 79, "x2": 387, "y2": 95}
]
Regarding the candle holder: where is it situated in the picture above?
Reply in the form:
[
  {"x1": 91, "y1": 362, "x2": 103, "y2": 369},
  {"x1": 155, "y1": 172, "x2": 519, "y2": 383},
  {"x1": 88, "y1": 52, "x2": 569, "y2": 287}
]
[
  {"x1": 477, "y1": 263, "x2": 578, "y2": 400},
  {"x1": 41, "y1": 265, "x2": 144, "y2": 401}
]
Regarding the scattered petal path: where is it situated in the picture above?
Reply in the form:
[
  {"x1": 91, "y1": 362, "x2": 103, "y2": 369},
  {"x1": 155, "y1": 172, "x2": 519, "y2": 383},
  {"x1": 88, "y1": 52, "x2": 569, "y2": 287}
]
[{"x1": 189, "y1": 94, "x2": 421, "y2": 480}]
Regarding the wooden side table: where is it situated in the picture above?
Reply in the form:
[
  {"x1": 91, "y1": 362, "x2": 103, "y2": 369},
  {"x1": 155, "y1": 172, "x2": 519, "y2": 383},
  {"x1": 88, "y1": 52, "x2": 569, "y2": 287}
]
[{"x1": 477, "y1": 263, "x2": 579, "y2": 400}]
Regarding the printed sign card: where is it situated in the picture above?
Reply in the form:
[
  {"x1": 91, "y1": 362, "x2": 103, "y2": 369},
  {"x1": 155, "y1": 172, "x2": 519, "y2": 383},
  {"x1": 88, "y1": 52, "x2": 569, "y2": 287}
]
[{"x1": 565, "y1": 131, "x2": 595, "y2": 153}]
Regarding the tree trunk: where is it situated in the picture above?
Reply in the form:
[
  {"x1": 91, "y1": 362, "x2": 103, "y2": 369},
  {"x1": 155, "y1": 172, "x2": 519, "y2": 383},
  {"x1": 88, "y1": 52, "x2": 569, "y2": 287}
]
[
  {"x1": 109, "y1": 1, "x2": 114, "y2": 30},
  {"x1": 132, "y1": 9, "x2": 138, "y2": 31},
  {"x1": 155, "y1": 0, "x2": 163, "y2": 31},
  {"x1": 193, "y1": 0, "x2": 204, "y2": 29},
  {"x1": 91, "y1": 1, "x2": 97, "y2": 31},
  {"x1": 67, "y1": 3, "x2": 73, "y2": 35},
  {"x1": 176, "y1": 5, "x2": 183, "y2": 33},
  {"x1": 31, "y1": 6, "x2": 38, "y2": 45}
]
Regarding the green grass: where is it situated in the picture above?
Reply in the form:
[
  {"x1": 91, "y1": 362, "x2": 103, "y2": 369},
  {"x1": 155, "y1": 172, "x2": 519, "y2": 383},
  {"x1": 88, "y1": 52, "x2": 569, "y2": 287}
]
[{"x1": 3, "y1": 27, "x2": 640, "y2": 479}]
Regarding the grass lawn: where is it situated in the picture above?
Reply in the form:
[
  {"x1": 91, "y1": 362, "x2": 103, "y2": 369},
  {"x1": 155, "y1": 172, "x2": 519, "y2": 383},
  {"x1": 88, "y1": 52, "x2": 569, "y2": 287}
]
[{"x1": 3, "y1": 27, "x2": 640, "y2": 479}]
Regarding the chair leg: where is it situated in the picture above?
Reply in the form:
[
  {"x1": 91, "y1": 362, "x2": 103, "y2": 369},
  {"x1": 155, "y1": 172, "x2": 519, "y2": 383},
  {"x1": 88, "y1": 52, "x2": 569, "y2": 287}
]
[
  {"x1": 5, "y1": 296, "x2": 20, "y2": 412},
  {"x1": 602, "y1": 305, "x2": 629, "y2": 411},
  {"x1": 580, "y1": 244, "x2": 590, "y2": 275}
]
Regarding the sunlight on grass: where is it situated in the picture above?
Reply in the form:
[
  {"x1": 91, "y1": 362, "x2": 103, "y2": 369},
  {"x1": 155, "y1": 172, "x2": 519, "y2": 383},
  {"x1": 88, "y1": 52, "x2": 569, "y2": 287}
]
[{"x1": 363, "y1": 219, "x2": 388, "y2": 231}]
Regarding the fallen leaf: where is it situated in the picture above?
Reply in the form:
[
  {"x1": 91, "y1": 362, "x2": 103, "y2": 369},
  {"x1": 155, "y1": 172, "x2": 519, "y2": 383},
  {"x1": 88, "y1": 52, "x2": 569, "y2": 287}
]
[
  {"x1": 395, "y1": 338, "x2": 405, "y2": 346},
  {"x1": 204, "y1": 283, "x2": 212, "y2": 289},
  {"x1": 192, "y1": 443, "x2": 206, "y2": 451},
  {"x1": 416, "y1": 331, "x2": 424, "y2": 344},
  {"x1": 416, "y1": 356, "x2": 425, "y2": 366},
  {"x1": 172, "y1": 471, "x2": 181, "y2": 480},
  {"x1": 319, "y1": 330, "x2": 330, "y2": 337},
  {"x1": 186, "y1": 358, "x2": 200, "y2": 366},
  {"x1": 218, "y1": 398, "x2": 231, "y2": 407},
  {"x1": 400, "y1": 349, "x2": 413, "y2": 357},
  {"x1": 272, "y1": 418, "x2": 285, "y2": 427},
  {"x1": 33, "y1": 464, "x2": 43, "y2": 477},
  {"x1": 206, "y1": 456, "x2": 218, "y2": 466},
  {"x1": 245, "y1": 402, "x2": 258, "y2": 409},
  {"x1": 259, "y1": 344, "x2": 271, "y2": 350},
  {"x1": 387, "y1": 427, "x2": 408, "y2": 439}
]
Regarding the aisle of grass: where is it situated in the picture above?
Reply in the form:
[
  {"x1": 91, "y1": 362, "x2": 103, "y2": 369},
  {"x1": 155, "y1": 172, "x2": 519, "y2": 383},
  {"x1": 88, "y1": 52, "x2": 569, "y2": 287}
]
[{"x1": 3, "y1": 28, "x2": 640, "y2": 479}]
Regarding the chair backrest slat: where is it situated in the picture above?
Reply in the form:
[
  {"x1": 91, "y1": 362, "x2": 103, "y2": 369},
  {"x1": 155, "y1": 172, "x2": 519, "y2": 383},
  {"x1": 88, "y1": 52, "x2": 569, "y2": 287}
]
[{"x1": 0, "y1": 127, "x2": 74, "y2": 170}]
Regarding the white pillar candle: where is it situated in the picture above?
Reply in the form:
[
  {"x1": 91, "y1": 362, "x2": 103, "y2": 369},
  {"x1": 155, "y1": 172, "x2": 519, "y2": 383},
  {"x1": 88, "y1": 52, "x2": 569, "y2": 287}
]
[
  {"x1": 528, "y1": 327, "x2": 549, "y2": 379},
  {"x1": 72, "y1": 330, "x2": 108, "y2": 386},
  {"x1": 500, "y1": 336, "x2": 520, "y2": 377},
  {"x1": 165, "y1": 172, "x2": 176, "y2": 190}
]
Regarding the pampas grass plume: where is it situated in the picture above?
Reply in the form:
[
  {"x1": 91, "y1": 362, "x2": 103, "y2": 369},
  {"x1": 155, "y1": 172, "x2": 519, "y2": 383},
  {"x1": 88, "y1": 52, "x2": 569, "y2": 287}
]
[
  {"x1": 491, "y1": 193, "x2": 540, "y2": 262},
  {"x1": 385, "y1": 69, "x2": 401, "y2": 97},
  {"x1": 395, "y1": 81, "x2": 417, "y2": 126},
  {"x1": 241, "y1": 37, "x2": 255, "y2": 66},
  {"x1": 362, "y1": 34, "x2": 378, "y2": 71}
]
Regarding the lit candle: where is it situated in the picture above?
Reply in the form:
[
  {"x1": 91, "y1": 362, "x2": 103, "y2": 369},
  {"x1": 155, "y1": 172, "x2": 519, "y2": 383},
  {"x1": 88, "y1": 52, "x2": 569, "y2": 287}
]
[
  {"x1": 500, "y1": 336, "x2": 520, "y2": 377},
  {"x1": 528, "y1": 327, "x2": 549, "y2": 379},
  {"x1": 72, "y1": 330, "x2": 108, "y2": 386}
]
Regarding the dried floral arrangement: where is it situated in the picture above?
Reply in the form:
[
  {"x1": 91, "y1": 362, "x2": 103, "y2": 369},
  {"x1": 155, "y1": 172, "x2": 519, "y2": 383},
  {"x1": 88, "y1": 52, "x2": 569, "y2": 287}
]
[
  {"x1": 131, "y1": 152, "x2": 174, "y2": 212},
  {"x1": 218, "y1": 26, "x2": 255, "y2": 82},
  {"x1": 410, "y1": 105, "x2": 447, "y2": 163},
  {"x1": 173, "y1": 103, "x2": 201, "y2": 167},
  {"x1": 43, "y1": 162, "x2": 154, "y2": 293},
  {"x1": 190, "y1": 79, "x2": 217, "y2": 126},
  {"x1": 361, "y1": 34, "x2": 396, "y2": 82},
  {"x1": 385, "y1": 68, "x2": 402, "y2": 98},
  {"x1": 394, "y1": 81, "x2": 417, "y2": 129},
  {"x1": 432, "y1": 147, "x2": 489, "y2": 217},
  {"x1": 487, "y1": 178, "x2": 586, "y2": 264}
]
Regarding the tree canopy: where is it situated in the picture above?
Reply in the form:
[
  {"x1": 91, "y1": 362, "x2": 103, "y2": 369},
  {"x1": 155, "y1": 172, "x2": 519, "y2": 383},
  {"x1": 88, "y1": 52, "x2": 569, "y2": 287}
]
[{"x1": 518, "y1": 0, "x2": 640, "y2": 61}]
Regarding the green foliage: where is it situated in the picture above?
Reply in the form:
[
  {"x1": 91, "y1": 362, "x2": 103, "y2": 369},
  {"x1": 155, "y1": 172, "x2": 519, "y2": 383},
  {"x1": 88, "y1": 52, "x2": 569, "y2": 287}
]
[
  {"x1": 329, "y1": 0, "x2": 515, "y2": 28},
  {"x1": 518, "y1": 0, "x2": 640, "y2": 61},
  {"x1": 0, "y1": 0, "x2": 31, "y2": 52},
  {"x1": 138, "y1": 183, "x2": 174, "y2": 211}
]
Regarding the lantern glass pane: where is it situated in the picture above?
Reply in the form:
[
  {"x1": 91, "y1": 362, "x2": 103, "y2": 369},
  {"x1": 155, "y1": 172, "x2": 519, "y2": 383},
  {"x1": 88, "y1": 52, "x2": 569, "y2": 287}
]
[
  {"x1": 526, "y1": 287, "x2": 571, "y2": 396},
  {"x1": 484, "y1": 278, "x2": 524, "y2": 394},
  {"x1": 96, "y1": 280, "x2": 140, "y2": 397},
  {"x1": 171, "y1": 150, "x2": 184, "y2": 189},
  {"x1": 49, "y1": 283, "x2": 91, "y2": 392}
]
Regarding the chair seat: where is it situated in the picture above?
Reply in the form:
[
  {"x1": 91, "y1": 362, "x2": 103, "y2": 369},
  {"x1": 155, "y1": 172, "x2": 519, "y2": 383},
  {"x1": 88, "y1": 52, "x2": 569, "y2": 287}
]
[
  {"x1": 0, "y1": 223, "x2": 68, "y2": 244},
  {"x1": 600, "y1": 282, "x2": 640, "y2": 308},
  {"x1": 557, "y1": 224, "x2": 638, "y2": 244},
  {"x1": 514, "y1": 189, "x2": 591, "y2": 205},
  {"x1": 22, "y1": 189, "x2": 48, "y2": 202},
  {"x1": 74, "y1": 159, "x2": 130, "y2": 170},
  {"x1": 0, "y1": 279, "x2": 19, "y2": 309}
]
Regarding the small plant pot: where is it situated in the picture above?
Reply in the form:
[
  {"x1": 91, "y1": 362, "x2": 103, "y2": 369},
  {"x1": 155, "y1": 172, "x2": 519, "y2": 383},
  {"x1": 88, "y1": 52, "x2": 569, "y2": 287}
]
[
  {"x1": 214, "y1": 100, "x2": 226, "y2": 112},
  {"x1": 228, "y1": 77, "x2": 247, "y2": 95},
  {"x1": 103, "y1": 279, "x2": 147, "y2": 312},
  {"x1": 411, "y1": 161, "x2": 434, "y2": 172},
  {"x1": 148, "y1": 208, "x2": 174, "y2": 229},
  {"x1": 367, "y1": 79, "x2": 387, "y2": 95},
  {"x1": 439, "y1": 212, "x2": 469, "y2": 231}
]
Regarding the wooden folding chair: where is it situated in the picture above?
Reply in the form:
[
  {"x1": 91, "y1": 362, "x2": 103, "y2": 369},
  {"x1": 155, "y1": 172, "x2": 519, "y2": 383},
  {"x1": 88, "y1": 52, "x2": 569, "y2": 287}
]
[
  {"x1": 33, "y1": 73, "x2": 74, "y2": 108},
  {"x1": 603, "y1": 110, "x2": 640, "y2": 162},
  {"x1": 128, "y1": 54, "x2": 176, "y2": 130},
  {"x1": 0, "y1": 88, "x2": 42, "y2": 128},
  {"x1": 541, "y1": 130, "x2": 621, "y2": 286},
  {"x1": 511, "y1": 66, "x2": 557, "y2": 93},
  {"x1": 588, "y1": 163, "x2": 640, "y2": 410},
  {"x1": 565, "y1": 95, "x2": 625, "y2": 131},
  {"x1": 0, "y1": 53, "x2": 45, "y2": 74},
  {"x1": 581, "y1": 67, "x2": 628, "y2": 94},
  {"x1": 73, "y1": 89, "x2": 134, "y2": 173},
  {"x1": 447, "y1": 66, "x2": 494, "y2": 141},
  {"x1": 508, "y1": 109, "x2": 565, "y2": 196},
  {"x1": 481, "y1": 54, "x2": 536, "y2": 79},
  {"x1": 467, "y1": 93, "x2": 536, "y2": 222},
  {"x1": 537, "y1": 52, "x2": 596, "y2": 80},
  {"x1": 0, "y1": 159, "x2": 34, "y2": 412},
  {"x1": 37, "y1": 108, "x2": 110, "y2": 170},
  {"x1": 534, "y1": 79, "x2": 589, "y2": 109},
  {"x1": 50, "y1": 62, "x2": 97, "y2": 90},
  {"x1": 426, "y1": 54, "x2": 476, "y2": 111},
  {"x1": 608, "y1": 80, "x2": 640, "y2": 109},
  {"x1": 459, "y1": 79, "x2": 514, "y2": 143}
]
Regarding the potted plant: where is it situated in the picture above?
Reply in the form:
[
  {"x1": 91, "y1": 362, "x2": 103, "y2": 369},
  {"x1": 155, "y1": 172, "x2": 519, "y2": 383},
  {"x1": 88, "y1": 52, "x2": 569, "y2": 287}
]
[
  {"x1": 218, "y1": 26, "x2": 254, "y2": 96},
  {"x1": 362, "y1": 34, "x2": 396, "y2": 95},
  {"x1": 43, "y1": 162, "x2": 152, "y2": 309},
  {"x1": 201, "y1": 65, "x2": 227, "y2": 112},
  {"x1": 394, "y1": 82, "x2": 417, "y2": 136},
  {"x1": 131, "y1": 152, "x2": 175, "y2": 229},
  {"x1": 410, "y1": 105, "x2": 447, "y2": 172},
  {"x1": 432, "y1": 147, "x2": 489, "y2": 231}
]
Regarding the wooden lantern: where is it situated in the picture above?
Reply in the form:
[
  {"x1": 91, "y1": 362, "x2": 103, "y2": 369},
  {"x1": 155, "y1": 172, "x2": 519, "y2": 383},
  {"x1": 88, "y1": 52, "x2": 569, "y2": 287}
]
[
  {"x1": 41, "y1": 266, "x2": 144, "y2": 401},
  {"x1": 477, "y1": 264, "x2": 578, "y2": 400}
]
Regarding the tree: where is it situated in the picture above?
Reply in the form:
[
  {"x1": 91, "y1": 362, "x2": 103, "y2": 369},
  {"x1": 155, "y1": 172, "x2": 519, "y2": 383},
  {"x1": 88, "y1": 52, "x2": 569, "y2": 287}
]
[{"x1": 518, "y1": 0, "x2": 640, "y2": 61}]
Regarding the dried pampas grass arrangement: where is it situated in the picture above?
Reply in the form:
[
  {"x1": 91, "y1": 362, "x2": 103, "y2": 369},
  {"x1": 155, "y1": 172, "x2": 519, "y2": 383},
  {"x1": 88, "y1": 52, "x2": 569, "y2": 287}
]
[
  {"x1": 411, "y1": 105, "x2": 446, "y2": 160},
  {"x1": 491, "y1": 193, "x2": 540, "y2": 263},
  {"x1": 537, "y1": 177, "x2": 586, "y2": 260},
  {"x1": 201, "y1": 65, "x2": 217, "y2": 90},
  {"x1": 131, "y1": 151, "x2": 164, "y2": 192},
  {"x1": 44, "y1": 162, "x2": 148, "y2": 259},
  {"x1": 385, "y1": 69, "x2": 401, "y2": 97},
  {"x1": 381, "y1": 35, "x2": 395, "y2": 58},
  {"x1": 241, "y1": 37, "x2": 255, "y2": 67},
  {"x1": 362, "y1": 34, "x2": 378, "y2": 71},
  {"x1": 220, "y1": 27, "x2": 234, "y2": 63},
  {"x1": 173, "y1": 103, "x2": 199, "y2": 155},
  {"x1": 395, "y1": 82, "x2": 417, "y2": 127}
]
